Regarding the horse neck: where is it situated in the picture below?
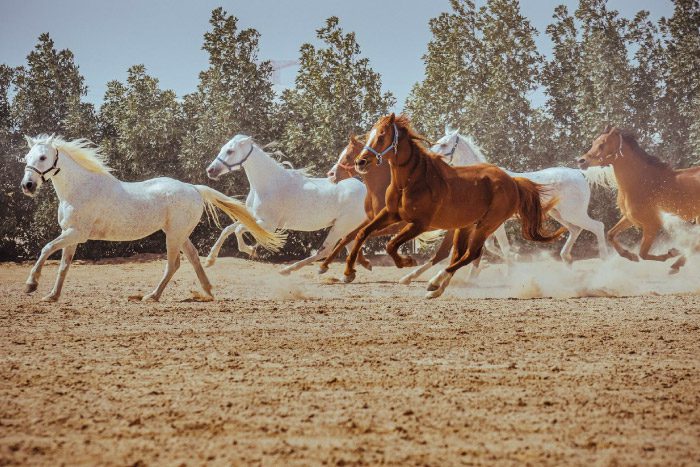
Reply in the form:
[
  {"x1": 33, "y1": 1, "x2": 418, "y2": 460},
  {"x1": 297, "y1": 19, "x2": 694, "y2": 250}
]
[
  {"x1": 453, "y1": 137, "x2": 488, "y2": 166},
  {"x1": 388, "y1": 140, "x2": 421, "y2": 189},
  {"x1": 364, "y1": 160, "x2": 392, "y2": 192},
  {"x1": 610, "y1": 141, "x2": 669, "y2": 192},
  {"x1": 50, "y1": 152, "x2": 112, "y2": 201},
  {"x1": 243, "y1": 146, "x2": 291, "y2": 190}
]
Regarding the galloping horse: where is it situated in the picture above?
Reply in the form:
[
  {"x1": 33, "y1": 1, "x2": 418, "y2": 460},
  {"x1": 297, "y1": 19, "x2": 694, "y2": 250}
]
[
  {"x1": 20, "y1": 135, "x2": 284, "y2": 302},
  {"x1": 345, "y1": 114, "x2": 564, "y2": 298},
  {"x1": 205, "y1": 135, "x2": 371, "y2": 274},
  {"x1": 323, "y1": 135, "x2": 505, "y2": 281},
  {"x1": 578, "y1": 126, "x2": 700, "y2": 273},
  {"x1": 432, "y1": 129, "x2": 609, "y2": 262}
]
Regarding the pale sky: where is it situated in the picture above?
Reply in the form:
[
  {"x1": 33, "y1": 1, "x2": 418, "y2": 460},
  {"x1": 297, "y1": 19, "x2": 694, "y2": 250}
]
[{"x1": 0, "y1": 0, "x2": 673, "y2": 110}]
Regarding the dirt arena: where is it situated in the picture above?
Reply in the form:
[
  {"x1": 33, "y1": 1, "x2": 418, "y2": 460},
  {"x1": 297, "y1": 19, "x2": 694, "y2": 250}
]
[{"x1": 1, "y1": 254, "x2": 699, "y2": 465}]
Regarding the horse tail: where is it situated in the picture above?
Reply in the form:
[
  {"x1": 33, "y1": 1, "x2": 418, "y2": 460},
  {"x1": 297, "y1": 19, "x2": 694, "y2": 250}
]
[
  {"x1": 513, "y1": 178, "x2": 566, "y2": 243},
  {"x1": 415, "y1": 229, "x2": 446, "y2": 250},
  {"x1": 194, "y1": 185, "x2": 287, "y2": 252},
  {"x1": 582, "y1": 166, "x2": 617, "y2": 190}
]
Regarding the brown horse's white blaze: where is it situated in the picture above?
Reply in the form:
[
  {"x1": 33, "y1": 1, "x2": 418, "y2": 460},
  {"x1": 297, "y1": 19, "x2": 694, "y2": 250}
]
[
  {"x1": 578, "y1": 126, "x2": 700, "y2": 273},
  {"x1": 347, "y1": 114, "x2": 565, "y2": 298}
]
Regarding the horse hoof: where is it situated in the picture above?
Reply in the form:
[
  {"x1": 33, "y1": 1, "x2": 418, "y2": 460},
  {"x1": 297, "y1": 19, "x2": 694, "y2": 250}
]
[
  {"x1": 25, "y1": 283, "x2": 38, "y2": 294},
  {"x1": 204, "y1": 258, "x2": 215, "y2": 268},
  {"x1": 425, "y1": 289, "x2": 443, "y2": 299},
  {"x1": 317, "y1": 265, "x2": 329, "y2": 275},
  {"x1": 41, "y1": 293, "x2": 58, "y2": 302},
  {"x1": 670, "y1": 256, "x2": 686, "y2": 274},
  {"x1": 279, "y1": 267, "x2": 292, "y2": 276},
  {"x1": 668, "y1": 248, "x2": 681, "y2": 258},
  {"x1": 398, "y1": 275, "x2": 412, "y2": 285},
  {"x1": 142, "y1": 293, "x2": 159, "y2": 302},
  {"x1": 426, "y1": 283, "x2": 439, "y2": 292},
  {"x1": 342, "y1": 272, "x2": 356, "y2": 284},
  {"x1": 361, "y1": 261, "x2": 372, "y2": 271}
]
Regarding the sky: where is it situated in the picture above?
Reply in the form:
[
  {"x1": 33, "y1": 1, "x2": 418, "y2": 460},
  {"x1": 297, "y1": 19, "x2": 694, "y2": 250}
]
[{"x1": 0, "y1": 0, "x2": 674, "y2": 110}]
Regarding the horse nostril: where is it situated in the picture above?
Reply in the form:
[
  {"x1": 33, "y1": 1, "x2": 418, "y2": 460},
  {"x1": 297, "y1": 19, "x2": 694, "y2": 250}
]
[
  {"x1": 25, "y1": 181, "x2": 33, "y2": 189},
  {"x1": 577, "y1": 158, "x2": 586, "y2": 164}
]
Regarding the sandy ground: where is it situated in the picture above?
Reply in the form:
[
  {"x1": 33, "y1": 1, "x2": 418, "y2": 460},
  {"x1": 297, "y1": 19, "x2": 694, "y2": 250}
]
[{"x1": 1, "y1": 254, "x2": 699, "y2": 465}]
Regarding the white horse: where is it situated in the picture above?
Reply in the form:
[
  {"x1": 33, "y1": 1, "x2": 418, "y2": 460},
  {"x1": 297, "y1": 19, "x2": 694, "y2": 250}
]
[
  {"x1": 399, "y1": 130, "x2": 609, "y2": 285},
  {"x1": 205, "y1": 135, "x2": 368, "y2": 274},
  {"x1": 20, "y1": 135, "x2": 284, "y2": 302}
]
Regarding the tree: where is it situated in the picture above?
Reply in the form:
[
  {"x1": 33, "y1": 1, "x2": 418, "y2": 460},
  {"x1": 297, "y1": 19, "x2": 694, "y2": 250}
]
[
  {"x1": 11, "y1": 33, "x2": 97, "y2": 140},
  {"x1": 658, "y1": 0, "x2": 700, "y2": 166},
  {"x1": 181, "y1": 7, "x2": 278, "y2": 188},
  {"x1": 100, "y1": 65, "x2": 183, "y2": 182},
  {"x1": 278, "y1": 16, "x2": 395, "y2": 172}
]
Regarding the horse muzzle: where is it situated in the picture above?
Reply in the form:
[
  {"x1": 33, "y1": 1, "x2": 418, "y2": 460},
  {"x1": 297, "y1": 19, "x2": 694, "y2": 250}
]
[
  {"x1": 21, "y1": 180, "x2": 37, "y2": 197},
  {"x1": 576, "y1": 158, "x2": 589, "y2": 170}
]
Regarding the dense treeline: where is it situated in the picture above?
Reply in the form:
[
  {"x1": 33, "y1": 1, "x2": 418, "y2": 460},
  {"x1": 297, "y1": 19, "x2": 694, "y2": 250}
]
[{"x1": 1, "y1": 1, "x2": 698, "y2": 261}]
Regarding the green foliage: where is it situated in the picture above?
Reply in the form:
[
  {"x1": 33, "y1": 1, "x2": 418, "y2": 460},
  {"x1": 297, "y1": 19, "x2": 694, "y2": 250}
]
[{"x1": 278, "y1": 16, "x2": 395, "y2": 173}]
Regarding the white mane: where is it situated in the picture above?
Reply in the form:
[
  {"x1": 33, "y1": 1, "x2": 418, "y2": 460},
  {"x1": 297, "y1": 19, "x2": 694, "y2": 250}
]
[
  {"x1": 459, "y1": 134, "x2": 489, "y2": 163},
  {"x1": 28, "y1": 134, "x2": 112, "y2": 175}
]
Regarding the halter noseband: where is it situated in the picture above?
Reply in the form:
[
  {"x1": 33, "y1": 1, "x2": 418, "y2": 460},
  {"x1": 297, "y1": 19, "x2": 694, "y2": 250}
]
[
  {"x1": 362, "y1": 123, "x2": 399, "y2": 166},
  {"x1": 216, "y1": 144, "x2": 254, "y2": 171},
  {"x1": 25, "y1": 147, "x2": 60, "y2": 183}
]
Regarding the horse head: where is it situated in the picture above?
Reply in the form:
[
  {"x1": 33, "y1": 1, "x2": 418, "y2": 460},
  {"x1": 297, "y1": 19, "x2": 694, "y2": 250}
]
[
  {"x1": 21, "y1": 134, "x2": 60, "y2": 197},
  {"x1": 207, "y1": 135, "x2": 254, "y2": 180},
  {"x1": 354, "y1": 113, "x2": 401, "y2": 174},
  {"x1": 578, "y1": 126, "x2": 622, "y2": 169},
  {"x1": 328, "y1": 135, "x2": 364, "y2": 183}
]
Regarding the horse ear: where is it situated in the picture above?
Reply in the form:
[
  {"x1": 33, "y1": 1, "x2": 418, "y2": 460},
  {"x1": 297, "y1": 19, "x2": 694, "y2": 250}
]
[
  {"x1": 603, "y1": 124, "x2": 612, "y2": 134},
  {"x1": 24, "y1": 135, "x2": 34, "y2": 148},
  {"x1": 389, "y1": 113, "x2": 395, "y2": 124},
  {"x1": 444, "y1": 123, "x2": 456, "y2": 136},
  {"x1": 47, "y1": 134, "x2": 56, "y2": 145}
]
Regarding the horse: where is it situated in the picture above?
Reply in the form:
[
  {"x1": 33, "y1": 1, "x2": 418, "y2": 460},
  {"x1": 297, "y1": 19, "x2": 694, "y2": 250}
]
[
  {"x1": 431, "y1": 129, "x2": 609, "y2": 262},
  {"x1": 578, "y1": 126, "x2": 700, "y2": 273},
  {"x1": 323, "y1": 135, "x2": 507, "y2": 282},
  {"x1": 205, "y1": 135, "x2": 371, "y2": 274},
  {"x1": 20, "y1": 135, "x2": 285, "y2": 302},
  {"x1": 345, "y1": 114, "x2": 565, "y2": 298}
]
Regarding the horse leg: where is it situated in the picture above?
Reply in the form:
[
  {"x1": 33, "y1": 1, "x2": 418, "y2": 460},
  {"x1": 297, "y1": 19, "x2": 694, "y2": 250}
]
[
  {"x1": 318, "y1": 223, "x2": 365, "y2": 274},
  {"x1": 182, "y1": 239, "x2": 213, "y2": 299},
  {"x1": 493, "y1": 224, "x2": 512, "y2": 262},
  {"x1": 399, "y1": 231, "x2": 454, "y2": 285},
  {"x1": 344, "y1": 209, "x2": 399, "y2": 283},
  {"x1": 426, "y1": 228, "x2": 472, "y2": 298},
  {"x1": 143, "y1": 238, "x2": 182, "y2": 302},
  {"x1": 548, "y1": 210, "x2": 579, "y2": 264},
  {"x1": 204, "y1": 222, "x2": 240, "y2": 267},
  {"x1": 386, "y1": 223, "x2": 424, "y2": 268},
  {"x1": 576, "y1": 215, "x2": 609, "y2": 260},
  {"x1": 637, "y1": 221, "x2": 683, "y2": 273},
  {"x1": 25, "y1": 228, "x2": 82, "y2": 294},
  {"x1": 607, "y1": 216, "x2": 638, "y2": 261},
  {"x1": 41, "y1": 244, "x2": 78, "y2": 302}
]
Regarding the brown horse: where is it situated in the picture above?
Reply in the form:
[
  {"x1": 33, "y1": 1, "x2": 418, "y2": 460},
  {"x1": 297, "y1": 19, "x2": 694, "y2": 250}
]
[
  {"x1": 321, "y1": 135, "x2": 455, "y2": 276},
  {"x1": 578, "y1": 126, "x2": 700, "y2": 273},
  {"x1": 345, "y1": 114, "x2": 564, "y2": 298}
]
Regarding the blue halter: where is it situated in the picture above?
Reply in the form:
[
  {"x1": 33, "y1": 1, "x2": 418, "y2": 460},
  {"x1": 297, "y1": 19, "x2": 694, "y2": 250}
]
[
  {"x1": 362, "y1": 123, "x2": 399, "y2": 165},
  {"x1": 217, "y1": 144, "x2": 254, "y2": 171}
]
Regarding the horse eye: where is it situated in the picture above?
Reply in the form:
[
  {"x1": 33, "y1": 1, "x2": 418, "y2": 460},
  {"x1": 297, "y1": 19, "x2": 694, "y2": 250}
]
[
  {"x1": 40, "y1": 155, "x2": 46, "y2": 161},
  {"x1": 227, "y1": 149, "x2": 233, "y2": 155}
]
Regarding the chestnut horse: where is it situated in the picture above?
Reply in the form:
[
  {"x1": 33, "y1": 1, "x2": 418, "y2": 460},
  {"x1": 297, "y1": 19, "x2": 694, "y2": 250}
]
[
  {"x1": 578, "y1": 126, "x2": 700, "y2": 273},
  {"x1": 322, "y1": 135, "x2": 505, "y2": 279},
  {"x1": 345, "y1": 114, "x2": 564, "y2": 298}
]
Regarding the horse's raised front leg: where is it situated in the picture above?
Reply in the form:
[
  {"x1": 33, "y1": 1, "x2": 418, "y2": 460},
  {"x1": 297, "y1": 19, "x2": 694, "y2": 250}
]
[
  {"x1": 143, "y1": 238, "x2": 182, "y2": 302},
  {"x1": 607, "y1": 216, "x2": 637, "y2": 261},
  {"x1": 41, "y1": 244, "x2": 78, "y2": 302},
  {"x1": 343, "y1": 209, "x2": 399, "y2": 283},
  {"x1": 637, "y1": 222, "x2": 684, "y2": 273},
  {"x1": 386, "y1": 223, "x2": 424, "y2": 268},
  {"x1": 205, "y1": 222, "x2": 239, "y2": 267},
  {"x1": 25, "y1": 228, "x2": 83, "y2": 294}
]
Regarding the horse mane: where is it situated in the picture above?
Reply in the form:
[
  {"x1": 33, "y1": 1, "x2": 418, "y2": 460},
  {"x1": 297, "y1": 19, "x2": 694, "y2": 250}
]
[
  {"x1": 618, "y1": 130, "x2": 670, "y2": 170},
  {"x1": 251, "y1": 138, "x2": 312, "y2": 177},
  {"x1": 30, "y1": 134, "x2": 112, "y2": 174}
]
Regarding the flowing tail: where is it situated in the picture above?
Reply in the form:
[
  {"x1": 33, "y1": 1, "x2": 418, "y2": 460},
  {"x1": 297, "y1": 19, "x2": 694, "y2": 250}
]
[
  {"x1": 415, "y1": 229, "x2": 446, "y2": 250},
  {"x1": 513, "y1": 178, "x2": 566, "y2": 242},
  {"x1": 195, "y1": 185, "x2": 287, "y2": 252}
]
